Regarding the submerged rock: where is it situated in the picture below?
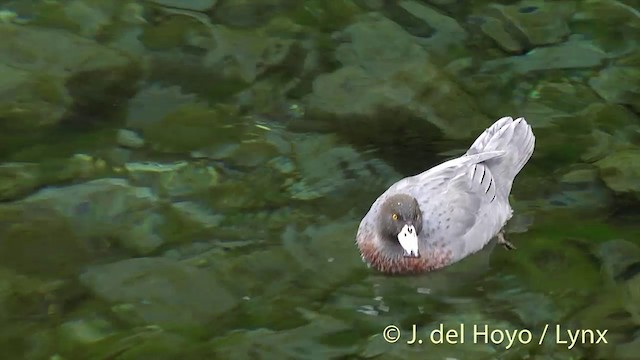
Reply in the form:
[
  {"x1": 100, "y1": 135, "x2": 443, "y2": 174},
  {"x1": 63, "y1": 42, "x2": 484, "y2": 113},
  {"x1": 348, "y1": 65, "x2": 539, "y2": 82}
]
[
  {"x1": 125, "y1": 85, "x2": 206, "y2": 130},
  {"x1": 482, "y1": 40, "x2": 608, "y2": 74},
  {"x1": 473, "y1": 1, "x2": 574, "y2": 53},
  {"x1": 57, "y1": 316, "x2": 116, "y2": 349},
  {"x1": 170, "y1": 201, "x2": 223, "y2": 230},
  {"x1": 595, "y1": 239, "x2": 640, "y2": 328},
  {"x1": 580, "y1": 103, "x2": 640, "y2": 162},
  {"x1": 0, "y1": 62, "x2": 70, "y2": 132},
  {"x1": 0, "y1": 23, "x2": 141, "y2": 132},
  {"x1": 0, "y1": 178, "x2": 168, "y2": 256},
  {"x1": 575, "y1": 238, "x2": 640, "y2": 359},
  {"x1": 589, "y1": 65, "x2": 640, "y2": 113},
  {"x1": 397, "y1": 0, "x2": 467, "y2": 57},
  {"x1": 0, "y1": 163, "x2": 41, "y2": 201},
  {"x1": 519, "y1": 80, "x2": 603, "y2": 125},
  {"x1": 145, "y1": 18, "x2": 303, "y2": 100},
  {"x1": 209, "y1": 309, "x2": 353, "y2": 359},
  {"x1": 478, "y1": 16, "x2": 523, "y2": 53},
  {"x1": 572, "y1": 0, "x2": 640, "y2": 55},
  {"x1": 61, "y1": 0, "x2": 114, "y2": 38},
  {"x1": 0, "y1": 204, "x2": 98, "y2": 277},
  {"x1": 0, "y1": 268, "x2": 78, "y2": 323},
  {"x1": 116, "y1": 129, "x2": 145, "y2": 149},
  {"x1": 203, "y1": 22, "x2": 299, "y2": 84},
  {"x1": 545, "y1": 165, "x2": 612, "y2": 212},
  {"x1": 0, "y1": 154, "x2": 110, "y2": 201},
  {"x1": 148, "y1": 0, "x2": 218, "y2": 12},
  {"x1": 211, "y1": 0, "x2": 289, "y2": 28},
  {"x1": 490, "y1": 1, "x2": 574, "y2": 46},
  {"x1": 286, "y1": 133, "x2": 399, "y2": 201},
  {"x1": 80, "y1": 257, "x2": 236, "y2": 327},
  {"x1": 306, "y1": 14, "x2": 489, "y2": 146},
  {"x1": 124, "y1": 161, "x2": 219, "y2": 198},
  {"x1": 575, "y1": 0, "x2": 640, "y2": 30},
  {"x1": 67, "y1": 327, "x2": 197, "y2": 359},
  {"x1": 281, "y1": 220, "x2": 365, "y2": 288},
  {"x1": 142, "y1": 103, "x2": 242, "y2": 153},
  {"x1": 594, "y1": 148, "x2": 640, "y2": 199}
]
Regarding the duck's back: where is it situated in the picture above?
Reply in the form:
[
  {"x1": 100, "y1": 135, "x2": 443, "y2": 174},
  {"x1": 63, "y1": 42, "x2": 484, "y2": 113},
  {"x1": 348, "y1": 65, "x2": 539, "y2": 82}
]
[
  {"x1": 388, "y1": 117, "x2": 535, "y2": 263},
  {"x1": 355, "y1": 117, "x2": 535, "y2": 272}
]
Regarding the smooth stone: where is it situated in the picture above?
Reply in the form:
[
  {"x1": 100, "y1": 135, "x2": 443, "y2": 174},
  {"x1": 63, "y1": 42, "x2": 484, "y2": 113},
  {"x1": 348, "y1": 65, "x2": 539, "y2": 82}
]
[
  {"x1": 589, "y1": 65, "x2": 640, "y2": 113},
  {"x1": 0, "y1": 23, "x2": 140, "y2": 132},
  {"x1": 491, "y1": 1, "x2": 573, "y2": 45},
  {"x1": 7, "y1": 178, "x2": 167, "y2": 255},
  {"x1": 594, "y1": 149, "x2": 640, "y2": 198},
  {"x1": 306, "y1": 14, "x2": 489, "y2": 142},
  {"x1": 147, "y1": 0, "x2": 218, "y2": 12},
  {"x1": 480, "y1": 16, "x2": 523, "y2": 53},
  {"x1": 116, "y1": 129, "x2": 145, "y2": 149},
  {"x1": 80, "y1": 257, "x2": 236, "y2": 327},
  {"x1": 482, "y1": 40, "x2": 608, "y2": 74}
]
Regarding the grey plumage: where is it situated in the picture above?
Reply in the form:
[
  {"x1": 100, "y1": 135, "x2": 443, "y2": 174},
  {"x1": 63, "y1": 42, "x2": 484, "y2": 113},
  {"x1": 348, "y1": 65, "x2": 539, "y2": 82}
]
[{"x1": 356, "y1": 117, "x2": 536, "y2": 273}]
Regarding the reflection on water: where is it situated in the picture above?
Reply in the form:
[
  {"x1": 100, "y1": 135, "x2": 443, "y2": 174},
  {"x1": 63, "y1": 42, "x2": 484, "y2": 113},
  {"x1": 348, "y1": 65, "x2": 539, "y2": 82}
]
[{"x1": 0, "y1": 0, "x2": 640, "y2": 359}]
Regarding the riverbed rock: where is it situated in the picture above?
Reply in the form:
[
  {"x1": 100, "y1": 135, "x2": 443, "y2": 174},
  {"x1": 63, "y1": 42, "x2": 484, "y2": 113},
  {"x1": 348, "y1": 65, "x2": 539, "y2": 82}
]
[
  {"x1": 0, "y1": 163, "x2": 41, "y2": 201},
  {"x1": 146, "y1": 18, "x2": 303, "y2": 100},
  {"x1": 79, "y1": 257, "x2": 237, "y2": 327},
  {"x1": 211, "y1": 0, "x2": 289, "y2": 28},
  {"x1": 62, "y1": 326, "x2": 198, "y2": 359},
  {"x1": 125, "y1": 85, "x2": 206, "y2": 130},
  {"x1": 472, "y1": 1, "x2": 575, "y2": 53},
  {"x1": 0, "y1": 203, "x2": 98, "y2": 277},
  {"x1": 142, "y1": 103, "x2": 242, "y2": 153},
  {"x1": 0, "y1": 268, "x2": 71, "y2": 321},
  {"x1": 594, "y1": 149, "x2": 640, "y2": 199},
  {"x1": 575, "y1": 0, "x2": 640, "y2": 29},
  {"x1": 203, "y1": 22, "x2": 299, "y2": 84},
  {"x1": 397, "y1": 0, "x2": 467, "y2": 58},
  {"x1": 478, "y1": 16, "x2": 523, "y2": 53},
  {"x1": 589, "y1": 65, "x2": 640, "y2": 113},
  {"x1": 124, "y1": 161, "x2": 219, "y2": 198},
  {"x1": 482, "y1": 39, "x2": 608, "y2": 74},
  {"x1": 572, "y1": 0, "x2": 640, "y2": 55},
  {"x1": 116, "y1": 129, "x2": 145, "y2": 149},
  {"x1": 579, "y1": 103, "x2": 640, "y2": 162},
  {"x1": 0, "y1": 178, "x2": 168, "y2": 257},
  {"x1": 595, "y1": 239, "x2": 640, "y2": 324},
  {"x1": 148, "y1": 0, "x2": 218, "y2": 12},
  {"x1": 62, "y1": 0, "x2": 114, "y2": 38},
  {"x1": 0, "y1": 62, "x2": 69, "y2": 133},
  {"x1": 519, "y1": 80, "x2": 603, "y2": 126},
  {"x1": 209, "y1": 310, "x2": 352, "y2": 358},
  {"x1": 545, "y1": 165, "x2": 612, "y2": 212},
  {"x1": 575, "y1": 238, "x2": 640, "y2": 359},
  {"x1": 305, "y1": 13, "x2": 489, "y2": 146},
  {"x1": 285, "y1": 133, "x2": 399, "y2": 202},
  {"x1": 282, "y1": 220, "x2": 365, "y2": 288},
  {"x1": 489, "y1": 1, "x2": 574, "y2": 46},
  {"x1": 0, "y1": 23, "x2": 141, "y2": 132},
  {"x1": 0, "y1": 154, "x2": 110, "y2": 201}
]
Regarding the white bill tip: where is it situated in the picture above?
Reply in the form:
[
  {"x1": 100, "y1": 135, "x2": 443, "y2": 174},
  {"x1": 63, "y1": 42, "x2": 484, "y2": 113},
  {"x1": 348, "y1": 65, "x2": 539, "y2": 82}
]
[{"x1": 397, "y1": 224, "x2": 419, "y2": 257}]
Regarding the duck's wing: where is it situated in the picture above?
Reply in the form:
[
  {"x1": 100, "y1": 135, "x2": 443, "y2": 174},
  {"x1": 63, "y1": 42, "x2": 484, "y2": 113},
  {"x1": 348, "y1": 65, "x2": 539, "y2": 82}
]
[{"x1": 391, "y1": 151, "x2": 504, "y2": 239}]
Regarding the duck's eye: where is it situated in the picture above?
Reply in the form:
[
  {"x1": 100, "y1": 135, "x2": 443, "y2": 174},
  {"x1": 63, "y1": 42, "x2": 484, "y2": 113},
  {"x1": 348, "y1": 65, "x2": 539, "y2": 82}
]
[{"x1": 392, "y1": 213, "x2": 399, "y2": 221}]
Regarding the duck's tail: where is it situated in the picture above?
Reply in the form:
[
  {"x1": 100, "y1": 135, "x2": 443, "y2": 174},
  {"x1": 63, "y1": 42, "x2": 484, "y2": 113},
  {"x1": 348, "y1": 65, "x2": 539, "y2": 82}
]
[{"x1": 466, "y1": 117, "x2": 535, "y2": 195}]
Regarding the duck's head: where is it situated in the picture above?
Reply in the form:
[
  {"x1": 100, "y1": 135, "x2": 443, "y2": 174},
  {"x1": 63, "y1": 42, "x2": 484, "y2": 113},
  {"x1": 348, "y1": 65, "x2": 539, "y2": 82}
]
[{"x1": 377, "y1": 193, "x2": 423, "y2": 258}]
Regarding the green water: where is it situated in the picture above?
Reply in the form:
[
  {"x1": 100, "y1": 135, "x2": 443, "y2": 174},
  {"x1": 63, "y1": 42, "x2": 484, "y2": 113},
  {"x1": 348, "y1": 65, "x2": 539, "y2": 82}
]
[{"x1": 1, "y1": 0, "x2": 640, "y2": 359}]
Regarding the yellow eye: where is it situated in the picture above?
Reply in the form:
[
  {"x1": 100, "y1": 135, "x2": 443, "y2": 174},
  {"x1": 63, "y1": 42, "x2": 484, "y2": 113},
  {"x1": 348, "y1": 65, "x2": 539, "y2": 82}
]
[{"x1": 392, "y1": 213, "x2": 398, "y2": 221}]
